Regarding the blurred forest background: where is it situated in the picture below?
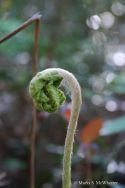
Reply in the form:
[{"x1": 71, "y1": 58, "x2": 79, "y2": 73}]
[{"x1": 1, "y1": 0, "x2": 125, "y2": 187}]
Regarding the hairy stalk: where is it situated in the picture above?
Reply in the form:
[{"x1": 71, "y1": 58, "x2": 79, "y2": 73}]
[
  {"x1": 0, "y1": 13, "x2": 42, "y2": 188},
  {"x1": 57, "y1": 69, "x2": 82, "y2": 188},
  {"x1": 29, "y1": 68, "x2": 82, "y2": 188}
]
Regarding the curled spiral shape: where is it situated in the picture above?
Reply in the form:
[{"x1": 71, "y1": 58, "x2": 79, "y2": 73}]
[
  {"x1": 29, "y1": 70, "x2": 66, "y2": 113},
  {"x1": 29, "y1": 68, "x2": 82, "y2": 188}
]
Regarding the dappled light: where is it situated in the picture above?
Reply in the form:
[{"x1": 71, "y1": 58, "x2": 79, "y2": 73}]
[
  {"x1": 1, "y1": 0, "x2": 125, "y2": 187},
  {"x1": 86, "y1": 15, "x2": 101, "y2": 30},
  {"x1": 100, "y1": 11, "x2": 115, "y2": 29},
  {"x1": 113, "y1": 52, "x2": 125, "y2": 66},
  {"x1": 105, "y1": 100, "x2": 118, "y2": 112},
  {"x1": 111, "y1": 2, "x2": 125, "y2": 16}
]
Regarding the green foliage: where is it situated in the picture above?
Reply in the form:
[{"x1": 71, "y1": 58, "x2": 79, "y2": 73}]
[
  {"x1": 0, "y1": 18, "x2": 33, "y2": 56},
  {"x1": 4, "y1": 158, "x2": 26, "y2": 171},
  {"x1": 100, "y1": 116, "x2": 125, "y2": 135},
  {"x1": 1, "y1": 0, "x2": 125, "y2": 186},
  {"x1": 108, "y1": 73, "x2": 125, "y2": 94}
]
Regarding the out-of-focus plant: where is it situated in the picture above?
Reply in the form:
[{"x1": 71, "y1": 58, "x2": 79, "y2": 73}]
[{"x1": 0, "y1": 13, "x2": 42, "y2": 188}]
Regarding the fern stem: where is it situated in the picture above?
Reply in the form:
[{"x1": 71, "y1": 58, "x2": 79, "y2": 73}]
[
  {"x1": 29, "y1": 68, "x2": 82, "y2": 188},
  {"x1": 58, "y1": 69, "x2": 82, "y2": 188}
]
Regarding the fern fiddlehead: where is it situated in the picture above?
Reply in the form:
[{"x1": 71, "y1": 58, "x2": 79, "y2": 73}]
[
  {"x1": 29, "y1": 70, "x2": 66, "y2": 112},
  {"x1": 29, "y1": 68, "x2": 82, "y2": 188}
]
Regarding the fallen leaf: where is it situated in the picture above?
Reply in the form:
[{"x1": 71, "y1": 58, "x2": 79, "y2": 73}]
[{"x1": 80, "y1": 118, "x2": 103, "y2": 144}]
